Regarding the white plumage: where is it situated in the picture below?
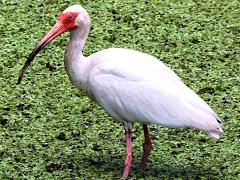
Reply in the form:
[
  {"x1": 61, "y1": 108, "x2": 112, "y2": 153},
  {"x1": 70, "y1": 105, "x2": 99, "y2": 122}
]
[
  {"x1": 18, "y1": 5, "x2": 223, "y2": 178},
  {"x1": 67, "y1": 47, "x2": 222, "y2": 138}
]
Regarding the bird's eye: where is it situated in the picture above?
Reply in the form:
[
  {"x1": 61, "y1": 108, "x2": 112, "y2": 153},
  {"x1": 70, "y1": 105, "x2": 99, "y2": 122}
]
[{"x1": 68, "y1": 15, "x2": 73, "y2": 21}]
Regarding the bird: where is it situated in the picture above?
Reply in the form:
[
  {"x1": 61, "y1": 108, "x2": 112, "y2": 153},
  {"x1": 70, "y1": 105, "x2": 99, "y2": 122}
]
[{"x1": 18, "y1": 5, "x2": 223, "y2": 178}]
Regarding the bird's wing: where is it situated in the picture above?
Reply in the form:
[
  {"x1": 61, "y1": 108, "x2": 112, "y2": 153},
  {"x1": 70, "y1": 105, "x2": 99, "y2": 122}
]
[{"x1": 87, "y1": 49, "x2": 220, "y2": 131}]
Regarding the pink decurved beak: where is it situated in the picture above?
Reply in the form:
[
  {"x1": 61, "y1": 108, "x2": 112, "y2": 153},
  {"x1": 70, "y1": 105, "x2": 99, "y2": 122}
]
[{"x1": 18, "y1": 21, "x2": 67, "y2": 84}]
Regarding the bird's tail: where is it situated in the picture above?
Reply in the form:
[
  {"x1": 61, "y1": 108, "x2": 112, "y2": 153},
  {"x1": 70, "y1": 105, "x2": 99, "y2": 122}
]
[
  {"x1": 205, "y1": 118, "x2": 223, "y2": 139},
  {"x1": 206, "y1": 128, "x2": 223, "y2": 139}
]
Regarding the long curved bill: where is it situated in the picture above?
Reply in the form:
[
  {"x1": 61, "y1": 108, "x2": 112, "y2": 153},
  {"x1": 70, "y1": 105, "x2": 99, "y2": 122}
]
[{"x1": 17, "y1": 21, "x2": 67, "y2": 84}]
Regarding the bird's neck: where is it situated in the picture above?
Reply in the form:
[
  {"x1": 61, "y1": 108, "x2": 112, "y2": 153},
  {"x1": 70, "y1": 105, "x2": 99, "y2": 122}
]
[
  {"x1": 64, "y1": 26, "x2": 90, "y2": 91},
  {"x1": 65, "y1": 25, "x2": 90, "y2": 58}
]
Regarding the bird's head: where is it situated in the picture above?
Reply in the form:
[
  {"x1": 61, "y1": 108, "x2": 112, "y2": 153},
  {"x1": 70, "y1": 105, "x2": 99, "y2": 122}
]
[{"x1": 17, "y1": 5, "x2": 90, "y2": 84}]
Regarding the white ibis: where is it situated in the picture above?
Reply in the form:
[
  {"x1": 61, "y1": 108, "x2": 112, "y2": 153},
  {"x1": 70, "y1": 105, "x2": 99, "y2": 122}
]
[{"x1": 18, "y1": 5, "x2": 223, "y2": 178}]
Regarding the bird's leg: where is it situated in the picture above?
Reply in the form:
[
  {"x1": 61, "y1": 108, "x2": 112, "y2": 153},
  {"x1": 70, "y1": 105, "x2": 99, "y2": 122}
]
[
  {"x1": 139, "y1": 124, "x2": 152, "y2": 170},
  {"x1": 123, "y1": 122, "x2": 133, "y2": 178}
]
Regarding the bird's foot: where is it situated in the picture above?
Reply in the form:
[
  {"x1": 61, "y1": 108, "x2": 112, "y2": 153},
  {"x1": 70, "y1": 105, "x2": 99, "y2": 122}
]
[
  {"x1": 123, "y1": 153, "x2": 132, "y2": 178},
  {"x1": 139, "y1": 141, "x2": 152, "y2": 170},
  {"x1": 139, "y1": 124, "x2": 152, "y2": 170},
  {"x1": 123, "y1": 123, "x2": 133, "y2": 178}
]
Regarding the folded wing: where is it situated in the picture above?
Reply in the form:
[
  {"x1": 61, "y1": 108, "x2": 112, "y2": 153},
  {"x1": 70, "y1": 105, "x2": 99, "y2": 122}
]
[{"x1": 87, "y1": 48, "x2": 222, "y2": 135}]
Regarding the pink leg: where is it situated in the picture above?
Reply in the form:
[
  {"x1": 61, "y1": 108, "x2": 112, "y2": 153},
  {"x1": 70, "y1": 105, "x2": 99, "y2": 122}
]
[
  {"x1": 123, "y1": 123, "x2": 133, "y2": 178},
  {"x1": 140, "y1": 124, "x2": 152, "y2": 170}
]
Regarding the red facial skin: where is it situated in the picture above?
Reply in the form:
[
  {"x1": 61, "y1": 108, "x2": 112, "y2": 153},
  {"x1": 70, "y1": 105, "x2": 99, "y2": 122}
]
[{"x1": 59, "y1": 12, "x2": 78, "y2": 31}]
